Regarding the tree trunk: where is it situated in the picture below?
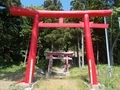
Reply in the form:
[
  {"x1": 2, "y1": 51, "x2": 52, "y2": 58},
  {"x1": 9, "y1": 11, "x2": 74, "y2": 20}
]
[
  {"x1": 73, "y1": 45, "x2": 77, "y2": 65},
  {"x1": 24, "y1": 48, "x2": 28, "y2": 65},
  {"x1": 81, "y1": 31, "x2": 84, "y2": 68},
  {"x1": 51, "y1": 42, "x2": 53, "y2": 51},
  {"x1": 96, "y1": 41, "x2": 99, "y2": 64},
  {"x1": 77, "y1": 32, "x2": 81, "y2": 68},
  {"x1": 110, "y1": 31, "x2": 120, "y2": 65}
]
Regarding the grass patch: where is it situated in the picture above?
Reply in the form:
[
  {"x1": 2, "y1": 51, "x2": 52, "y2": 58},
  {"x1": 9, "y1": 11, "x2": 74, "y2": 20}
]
[
  {"x1": 33, "y1": 78, "x2": 89, "y2": 90},
  {"x1": 97, "y1": 64, "x2": 120, "y2": 90},
  {"x1": 0, "y1": 63, "x2": 26, "y2": 90},
  {"x1": 69, "y1": 66, "x2": 90, "y2": 89},
  {"x1": 0, "y1": 63, "x2": 120, "y2": 90},
  {"x1": 0, "y1": 62, "x2": 26, "y2": 81},
  {"x1": 33, "y1": 65, "x2": 120, "y2": 90}
]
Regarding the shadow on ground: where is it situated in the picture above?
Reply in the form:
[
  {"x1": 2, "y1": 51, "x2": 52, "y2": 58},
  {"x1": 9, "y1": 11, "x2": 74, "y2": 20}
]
[{"x1": 0, "y1": 67, "x2": 25, "y2": 81}]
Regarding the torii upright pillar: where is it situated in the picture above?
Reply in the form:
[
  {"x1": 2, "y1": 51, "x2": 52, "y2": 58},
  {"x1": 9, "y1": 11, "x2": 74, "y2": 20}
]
[
  {"x1": 84, "y1": 14, "x2": 97, "y2": 85},
  {"x1": 24, "y1": 14, "x2": 39, "y2": 84}
]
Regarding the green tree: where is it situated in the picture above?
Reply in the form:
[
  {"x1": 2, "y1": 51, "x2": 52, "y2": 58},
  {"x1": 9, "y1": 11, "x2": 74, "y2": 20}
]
[
  {"x1": 42, "y1": 0, "x2": 63, "y2": 10},
  {"x1": 109, "y1": 6, "x2": 120, "y2": 65},
  {"x1": 70, "y1": 0, "x2": 85, "y2": 67},
  {"x1": 0, "y1": 0, "x2": 21, "y2": 7},
  {"x1": 19, "y1": 6, "x2": 44, "y2": 65},
  {"x1": 0, "y1": 0, "x2": 22, "y2": 67},
  {"x1": 42, "y1": 0, "x2": 63, "y2": 51},
  {"x1": 70, "y1": 0, "x2": 84, "y2": 10}
]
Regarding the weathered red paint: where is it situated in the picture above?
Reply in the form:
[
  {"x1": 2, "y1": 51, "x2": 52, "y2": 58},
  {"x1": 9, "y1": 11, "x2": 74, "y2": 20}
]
[{"x1": 9, "y1": 6, "x2": 112, "y2": 85}]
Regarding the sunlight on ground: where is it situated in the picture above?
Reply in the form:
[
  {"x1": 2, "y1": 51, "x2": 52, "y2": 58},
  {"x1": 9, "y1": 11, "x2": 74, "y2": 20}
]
[
  {"x1": 1, "y1": 64, "x2": 120, "y2": 90},
  {"x1": 33, "y1": 66, "x2": 89, "y2": 90},
  {"x1": 33, "y1": 79, "x2": 86, "y2": 90}
]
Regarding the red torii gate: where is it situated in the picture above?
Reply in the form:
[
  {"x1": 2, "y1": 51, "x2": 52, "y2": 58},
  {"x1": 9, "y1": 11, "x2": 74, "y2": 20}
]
[{"x1": 9, "y1": 7, "x2": 112, "y2": 87}]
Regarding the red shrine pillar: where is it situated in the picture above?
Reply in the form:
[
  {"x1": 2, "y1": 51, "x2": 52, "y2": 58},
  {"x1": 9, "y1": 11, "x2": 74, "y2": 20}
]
[
  {"x1": 24, "y1": 14, "x2": 39, "y2": 84},
  {"x1": 84, "y1": 14, "x2": 98, "y2": 85}
]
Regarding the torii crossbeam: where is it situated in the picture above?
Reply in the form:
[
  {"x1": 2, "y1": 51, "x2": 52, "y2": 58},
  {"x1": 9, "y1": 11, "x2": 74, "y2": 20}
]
[{"x1": 9, "y1": 6, "x2": 112, "y2": 88}]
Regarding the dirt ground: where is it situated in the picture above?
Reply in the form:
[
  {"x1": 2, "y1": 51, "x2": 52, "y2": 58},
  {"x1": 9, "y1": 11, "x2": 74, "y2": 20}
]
[
  {"x1": 0, "y1": 80, "x2": 15, "y2": 90},
  {"x1": 33, "y1": 78, "x2": 83, "y2": 90},
  {"x1": 33, "y1": 67, "x2": 89, "y2": 90},
  {"x1": 0, "y1": 66, "x2": 88, "y2": 90}
]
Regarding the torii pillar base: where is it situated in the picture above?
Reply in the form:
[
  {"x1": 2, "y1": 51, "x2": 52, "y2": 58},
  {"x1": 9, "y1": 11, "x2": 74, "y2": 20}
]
[{"x1": 91, "y1": 85, "x2": 100, "y2": 90}]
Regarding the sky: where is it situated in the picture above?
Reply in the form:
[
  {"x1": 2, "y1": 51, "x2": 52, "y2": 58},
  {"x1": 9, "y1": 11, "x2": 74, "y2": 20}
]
[{"x1": 20, "y1": 0, "x2": 72, "y2": 10}]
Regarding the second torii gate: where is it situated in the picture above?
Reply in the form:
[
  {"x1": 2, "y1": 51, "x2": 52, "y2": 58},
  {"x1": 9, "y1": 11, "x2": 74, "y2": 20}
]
[{"x1": 9, "y1": 7, "x2": 112, "y2": 88}]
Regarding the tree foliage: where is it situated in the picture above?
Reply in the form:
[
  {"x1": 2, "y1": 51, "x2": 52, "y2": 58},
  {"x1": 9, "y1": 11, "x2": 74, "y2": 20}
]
[{"x1": 1, "y1": 0, "x2": 120, "y2": 68}]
